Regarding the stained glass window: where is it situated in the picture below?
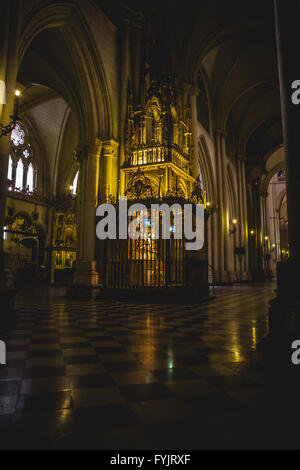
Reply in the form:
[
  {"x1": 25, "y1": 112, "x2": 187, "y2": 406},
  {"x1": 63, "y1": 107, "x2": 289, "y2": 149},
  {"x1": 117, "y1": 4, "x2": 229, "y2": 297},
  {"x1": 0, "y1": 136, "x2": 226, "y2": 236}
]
[
  {"x1": 72, "y1": 171, "x2": 79, "y2": 195},
  {"x1": 11, "y1": 123, "x2": 25, "y2": 147},
  {"x1": 15, "y1": 159, "x2": 24, "y2": 189},
  {"x1": 8, "y1": 122, "x2": 37, "y2": 193},
  {"x1": 27, "y1": 163, "x2": 34, "y2": 192},
  {"x1": 7, "y1": 155, "x2": 13, "y2": 181}
]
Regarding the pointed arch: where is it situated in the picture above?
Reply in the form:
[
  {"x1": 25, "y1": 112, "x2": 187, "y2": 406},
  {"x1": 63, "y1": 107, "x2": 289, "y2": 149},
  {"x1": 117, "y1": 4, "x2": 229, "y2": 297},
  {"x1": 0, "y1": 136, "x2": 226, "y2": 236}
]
[{"x1": 19, "y1": 3, "x2": 113, "y2": 141}]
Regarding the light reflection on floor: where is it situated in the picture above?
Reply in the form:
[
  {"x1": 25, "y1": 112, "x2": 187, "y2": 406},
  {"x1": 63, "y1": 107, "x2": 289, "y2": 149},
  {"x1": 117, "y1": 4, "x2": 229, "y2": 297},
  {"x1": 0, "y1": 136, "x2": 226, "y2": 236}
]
[{"x1": 0, "y1": 282, "x2": 289, "y2": 449}]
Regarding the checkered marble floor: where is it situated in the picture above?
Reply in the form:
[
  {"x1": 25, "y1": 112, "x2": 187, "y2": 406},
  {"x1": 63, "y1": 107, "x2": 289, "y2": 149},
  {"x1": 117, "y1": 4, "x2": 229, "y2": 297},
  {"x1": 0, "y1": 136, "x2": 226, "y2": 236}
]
[{"x1": 0, "y1": 283, "x2": 290, "y2": 449}]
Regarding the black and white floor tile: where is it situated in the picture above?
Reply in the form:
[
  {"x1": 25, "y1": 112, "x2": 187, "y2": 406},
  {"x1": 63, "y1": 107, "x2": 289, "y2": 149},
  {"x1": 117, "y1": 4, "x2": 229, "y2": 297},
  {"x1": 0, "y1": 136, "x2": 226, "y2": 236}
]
[{"x1": 0, "y1": 283, "x2": 293, "y2": 449}]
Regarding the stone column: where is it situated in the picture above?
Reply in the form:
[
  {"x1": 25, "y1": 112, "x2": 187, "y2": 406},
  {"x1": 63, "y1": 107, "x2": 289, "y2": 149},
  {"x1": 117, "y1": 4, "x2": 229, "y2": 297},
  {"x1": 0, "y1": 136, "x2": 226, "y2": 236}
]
[
  {"x1": 214, "y1": 129, "x2": 224, "y2": 283},
  {"x1": 0, "y1": 0, "x2": 20, "y2": 324},
  {"x1": 210, "y1": 209, "x2": 219, "y2": 284},
  {"x1": 72, "y1": 139, "x2": 102, "y2": 296},
  {"x1": 250, "y1": 181, "x2": 265, "y2": 281},
  {"x1": 236, "y1": 155, "x2": 249, "y2": 280},
  {"x1": 259, "y1": 190, "x2": 270, "y2": 277},
  {"x1": 261, "y1": 0, "x2": 300, "y2": 360},
  {"x1": 241, "y1": 158, "x2": 250, "y2": 278},
  {"x1": 99, "y1": 139, "x2": 119, "y2": 203},
  {"x1": 219, "y1": 132, "x2": 232, "y2": 281},
  {"x1": 0, "y1": 0, "x2": 20, "y2": 267},
  {"x1": 236, "y1": 156, "x2": 243, "y2": 280},
  {"x1": 214, "y1": 129, "x2": 231, "y2": 283}
]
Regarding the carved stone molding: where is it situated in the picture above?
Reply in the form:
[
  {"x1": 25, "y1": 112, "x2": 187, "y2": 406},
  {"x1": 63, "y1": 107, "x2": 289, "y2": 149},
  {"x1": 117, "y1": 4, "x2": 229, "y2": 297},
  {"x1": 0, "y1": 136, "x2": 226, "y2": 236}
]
[
  {"x1": 75, "y1": 138, "x2": 103, "y2": 161},
  {"x1": 87, "y1": 138, "x2": 102, "y2": 156},
  {"x1": 101, "y1": 139, "x2": 119, "y2": 158}
]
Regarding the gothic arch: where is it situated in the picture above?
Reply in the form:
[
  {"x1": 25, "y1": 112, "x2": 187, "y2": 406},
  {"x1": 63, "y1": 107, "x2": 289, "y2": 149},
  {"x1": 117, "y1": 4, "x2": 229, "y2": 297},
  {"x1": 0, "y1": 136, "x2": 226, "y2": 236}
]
[
  {"x1": 52, "y1": 105, "x2": 71, "y2": 198},
  {"x1": 19, "y1": 3, "x2": 113, "y2": 142},
  {"x1": 277, "y1": 189, "x2": 286, "y2": 213},
  {"x1": 260, "y1": 161, "x2": 285, "y2": 195},
  {"x1": 18, "y1": 115, "x2": 47, "y2": 194}
]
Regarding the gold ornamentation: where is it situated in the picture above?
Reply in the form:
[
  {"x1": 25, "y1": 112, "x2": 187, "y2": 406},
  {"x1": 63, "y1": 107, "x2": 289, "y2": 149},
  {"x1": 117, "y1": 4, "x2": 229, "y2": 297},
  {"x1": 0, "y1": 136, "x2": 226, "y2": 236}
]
[
  {"x1": 191, "y1": 176, "x2": 204, "y2": 204},
  {"x1": 125, "y1": 167, "x2": 153, "y2": 199}
]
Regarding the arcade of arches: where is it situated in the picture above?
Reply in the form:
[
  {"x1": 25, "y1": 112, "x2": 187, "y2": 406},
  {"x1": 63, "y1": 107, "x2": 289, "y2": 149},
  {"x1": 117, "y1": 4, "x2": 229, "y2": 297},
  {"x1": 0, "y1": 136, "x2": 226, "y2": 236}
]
[{"x1": 0, "y1": 0, "x2": 300, "y2": 449}]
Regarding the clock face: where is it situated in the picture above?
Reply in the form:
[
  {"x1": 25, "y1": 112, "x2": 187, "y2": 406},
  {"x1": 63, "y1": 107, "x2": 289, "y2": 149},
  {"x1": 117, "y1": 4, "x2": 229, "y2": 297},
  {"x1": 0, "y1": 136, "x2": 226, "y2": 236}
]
[{"x1": 134, "y1": 180, "x2": 143, "y2": 195}]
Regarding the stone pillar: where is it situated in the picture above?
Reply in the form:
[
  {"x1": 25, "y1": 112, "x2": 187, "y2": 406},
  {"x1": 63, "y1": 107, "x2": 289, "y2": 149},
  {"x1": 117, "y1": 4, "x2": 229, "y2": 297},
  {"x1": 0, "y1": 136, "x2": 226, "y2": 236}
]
[
  {"x1": 259, "y1": 190, "x2": 270, "y2": 277},
  {"x1": 261, "y1": 0, "x2": 300, "y2": 361},
  {"x1": 241, "y1": 158, "x2": 250, "y2": 278},
  {"x1": 71, "y1": 139, "x2": 102, "y2": 297},
  {"x1": 214, "y1": 130, "x2": 224, "y2": 283},
  {"x1": 236, "y1": 156, "x2": 250, "y2": 279},
  {"x1": 236, "y1": 157, "x2": 243, "y2": 276},
  {"x1": 219, "y1": 133, "x2": 232, "y2": 281},
  {"x1": 250, "y1": 181, "x2": 265, "y2": 281},
  {"x1": 210, "y1": 209, "x2": 219, "y2": 284},
  {"x1": 0, "y1": 1, "x2": 20, "y2": 325},
  {"x1": 214, "y1": 129, "x2": 231, "y2": 283},
  {"x1": 98, "y1": 139, "x2": 119, "y2": 203},
  {"x1": 0, "y1": 1, "x2": 20, "y2": 267}
]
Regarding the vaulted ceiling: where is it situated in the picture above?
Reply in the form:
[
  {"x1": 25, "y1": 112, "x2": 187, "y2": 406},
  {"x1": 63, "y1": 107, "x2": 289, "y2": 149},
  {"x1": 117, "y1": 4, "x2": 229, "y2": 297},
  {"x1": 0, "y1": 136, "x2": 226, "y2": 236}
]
[
  {"x1": 103, "y1": 0, "x2": 283, "y2": 176},
  {"x1": 17, "y1": 0, "x2": 283, "y2": 189},
  {"x1": 17, "y1": 27, "x2": 80, "y2": 197}
]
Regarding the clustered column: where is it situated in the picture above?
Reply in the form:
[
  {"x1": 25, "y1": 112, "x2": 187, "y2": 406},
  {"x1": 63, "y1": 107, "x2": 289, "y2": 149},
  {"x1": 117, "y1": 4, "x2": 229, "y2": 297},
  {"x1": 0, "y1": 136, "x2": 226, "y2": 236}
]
[
  {"x1": 214, "y1": 129, "x2": 231, "y2": 283},
  {"x1": 0, "y1": 2, "x2": 20, "y2": 318},
  {"x1": 73, "y1": 139, "x2": 102, "y2": 289},
  {"x1": 237, "y1": 155, "x2": 249, "y2": 279},
  {"x1": 99, "y1": 139, "x2": 119, "y2": 203}
]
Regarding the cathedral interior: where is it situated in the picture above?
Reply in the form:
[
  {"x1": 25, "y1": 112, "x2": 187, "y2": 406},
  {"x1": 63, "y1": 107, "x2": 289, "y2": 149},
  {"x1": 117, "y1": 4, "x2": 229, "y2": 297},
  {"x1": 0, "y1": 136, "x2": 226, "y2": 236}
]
[{"x1": 0, "y1": 0, "x2": 300, "y2": 451}]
